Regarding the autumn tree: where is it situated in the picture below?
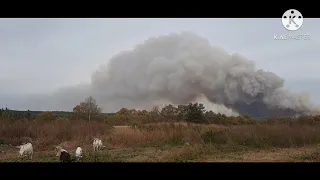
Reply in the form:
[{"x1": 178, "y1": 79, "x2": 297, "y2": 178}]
[
  {"x1": 148, "y1": 105, "x2": 166, "y2": 122},
  {"x1": 116, "y1": 108, "x2": 131, "y2": 123},
  {"x1": 114, "y1": 108, "x2": 152, "y2": 125},
  {"x1": 73, "y1": 96, "x2": 102, "y2": 121},
  {"x1": 38, "y1": 112, "x2": 55, "y2": 121}
]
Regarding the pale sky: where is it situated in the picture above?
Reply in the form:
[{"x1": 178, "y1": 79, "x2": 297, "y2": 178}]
[{"x1": 0, "y1": 18, "x2": 319, "y2": 110}]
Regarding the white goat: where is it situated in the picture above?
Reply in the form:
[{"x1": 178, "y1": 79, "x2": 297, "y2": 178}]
[
  {"x1": 93, "y1": 138, "x2": 105, "y2": 151},
  {"x1": 75, "y1": 146, "x2": 83, "y2": 161},
  {"x1": 16, "y1": 143, "x2": 33, "y2": 160},
  {"x1": 55, "y1": 146, "x2": 68, "y2": 157}
]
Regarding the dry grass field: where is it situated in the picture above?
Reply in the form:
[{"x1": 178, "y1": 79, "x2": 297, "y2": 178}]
[{"x1": 1, "y1": 119, "x2": 320, "y2": 162}]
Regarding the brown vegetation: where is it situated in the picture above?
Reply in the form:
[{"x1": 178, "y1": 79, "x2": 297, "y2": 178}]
[
  {"x1": 2, "y1": 115, "x2": 320, "y2": 151},
  {"x1": 2, "y1": 97, "x2": 320, "y2": 162},
  {"x1": 0, "y1": 119, "x2": 111, "y2": 150}
]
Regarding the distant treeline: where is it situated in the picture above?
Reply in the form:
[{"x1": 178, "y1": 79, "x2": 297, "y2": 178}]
[
  {"x1": 2, "y1": 102, "x2": 320, "y2": 127},
  {"x1": 0, "y1": 108, "x2": 115, "y2": 120}
]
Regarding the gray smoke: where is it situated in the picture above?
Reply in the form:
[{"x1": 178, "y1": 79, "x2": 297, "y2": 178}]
[{"x1": 22, "y1": 32, "x2": 320, "y2": 117}]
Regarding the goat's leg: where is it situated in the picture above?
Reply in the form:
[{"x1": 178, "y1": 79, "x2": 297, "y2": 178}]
[{"x1": 20, "y1": 155, "x2": 24, "y2": 161}]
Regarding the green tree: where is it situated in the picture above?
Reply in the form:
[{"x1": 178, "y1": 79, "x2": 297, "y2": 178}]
[
  {"x1": 185, "y1": 103, "x2": 206, "y2": 124},
  {"x1": 160, "y1": 104, "x2": 178, "y2": 121}
]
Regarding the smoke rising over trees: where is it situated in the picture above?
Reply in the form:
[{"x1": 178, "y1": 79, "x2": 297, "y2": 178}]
[{"x1": 18, "y1": 32, "x2": 320, "y2": 117}]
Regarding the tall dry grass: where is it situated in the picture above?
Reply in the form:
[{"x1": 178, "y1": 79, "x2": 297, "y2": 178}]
[
  {"x1": 2, "y1": 118, "x2": 320, "y2": 152},
  {"x1": 107, "y1": 122, "x2": 320, "y2": 149},
  {"x1": 0, "y1": 118, "x2": 112, "y2": 150},
  {"x1": 107, "y1": 123, "x2": 221, "y2": 148},
  {"x1": 227, "y1": 124, "x2": 320, "y2": 148}
]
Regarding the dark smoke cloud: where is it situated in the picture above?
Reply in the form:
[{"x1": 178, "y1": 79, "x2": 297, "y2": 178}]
[{"x1": 22, "y1": 32, "x2": 320, "y2": 117}]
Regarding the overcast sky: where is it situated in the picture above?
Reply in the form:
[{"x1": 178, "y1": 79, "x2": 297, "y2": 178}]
[{"x1": 0, "y1": 18, "x2": 319, "y2": 110}]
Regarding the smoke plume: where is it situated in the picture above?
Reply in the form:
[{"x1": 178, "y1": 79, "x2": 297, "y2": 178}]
[{"x1": 24, "y1": 32, "x2": 320, "y2": 117}]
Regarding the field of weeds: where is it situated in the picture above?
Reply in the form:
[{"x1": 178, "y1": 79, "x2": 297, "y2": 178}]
[{"x1": 1, "y1": 119, "x2": 320, "y2": 162}]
